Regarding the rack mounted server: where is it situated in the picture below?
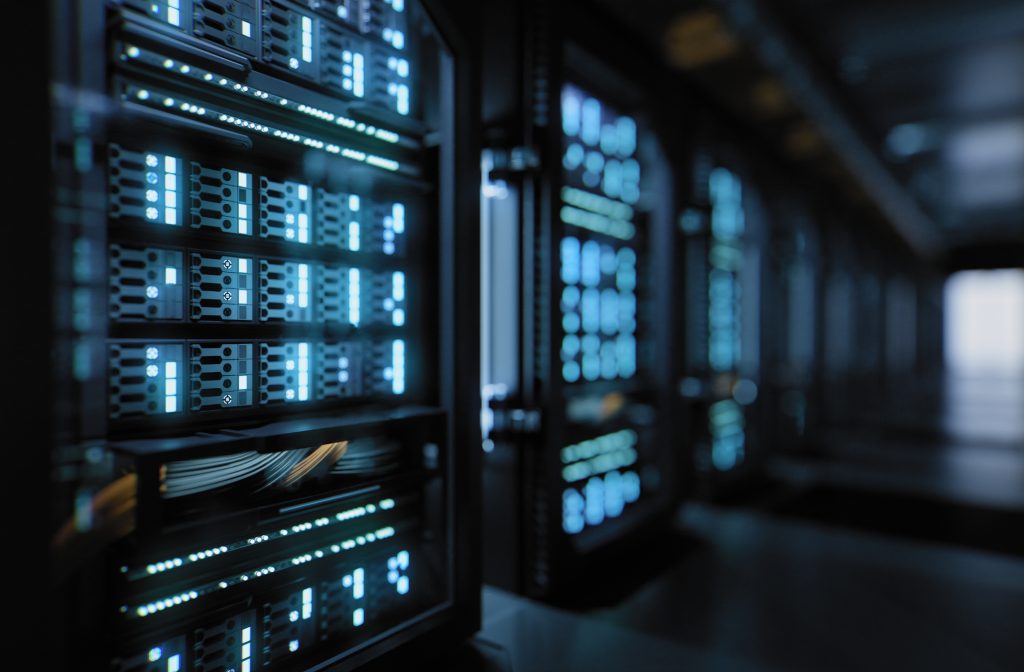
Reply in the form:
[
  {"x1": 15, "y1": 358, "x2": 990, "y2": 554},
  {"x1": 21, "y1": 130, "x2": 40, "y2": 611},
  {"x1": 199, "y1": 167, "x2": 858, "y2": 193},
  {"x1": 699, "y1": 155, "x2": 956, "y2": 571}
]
[
  {"x1": 49, "y1": 1, "x2": 479, "y2": 669},
  {"x1": 479, "y1": 0, "x2": 677, "y2": 599}
]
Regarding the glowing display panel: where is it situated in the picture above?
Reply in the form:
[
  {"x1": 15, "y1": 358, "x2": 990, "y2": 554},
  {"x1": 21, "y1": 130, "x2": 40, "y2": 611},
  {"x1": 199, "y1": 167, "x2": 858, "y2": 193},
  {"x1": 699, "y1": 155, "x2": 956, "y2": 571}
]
[
  {"x1": 708, "y1": 167, "x2": 746, "y2": 469},
  {"x1": 558, "y1": 83, "x2": 660, "y2": 538},
  {"x1": 559, "y1": 85, "x2": 642, "y2": 385}
]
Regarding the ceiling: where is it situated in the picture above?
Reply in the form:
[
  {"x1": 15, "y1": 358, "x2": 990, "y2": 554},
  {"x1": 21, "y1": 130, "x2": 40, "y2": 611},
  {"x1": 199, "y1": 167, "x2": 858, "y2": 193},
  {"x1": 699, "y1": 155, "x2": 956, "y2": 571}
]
[{"x1": 593, "y1": 0, "x2": 1024, "y2": 267}]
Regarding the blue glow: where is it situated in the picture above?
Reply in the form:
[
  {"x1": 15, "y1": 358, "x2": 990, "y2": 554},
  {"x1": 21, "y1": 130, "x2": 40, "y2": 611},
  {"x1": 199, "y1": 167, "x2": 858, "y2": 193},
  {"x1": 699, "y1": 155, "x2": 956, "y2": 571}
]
[
  {"x1": 348, "y1": 268, "x2": 361, "y2": 325},
  {"x1": 580, "y1": 241, "x2": 601, "y2": 287},
  {"x1": 301, "y1": 15, "x2": 313, "y2": 63},
  {"x1": 616, "y1": 116, "x2": 637, "y2": 157},
  {"x1": 600, "y1": 124, "x2": 618, "y2": 155},
  {"x1": 562, "y1": 90, "x2": 581, "y2": 137},
  {"x1": 343, "y1": 566, "x2": 366, "y2": 626},
  {"x1": 581, "y1": 288, "x2": 600, "y2": 333},
  {"x1": 387, "y1": 550, "x2": 412, "y2": 595},
  {"x1": 392, "y1": 339, "x2": 405, "y2": 394},
  {"x1": 393, "y1": 271, "x2": 405, "y2": 301},
  {"x1": 560, "y1": 237, "x2": 581, "y2": 285},
  {"x1": 142, "y1": 153, "x2": 180, "y2": 225},
  {"x1": 584, "y1": 477, "x2": 605, "y2": 525},
  {"x1": 239, "y1": 617, "x2": 252, "y2": 672},
  {"x1": 284, "y1": 343, "x2": 311, "y2": 402},
  {"x1": 563, "y1": 142, "x2": 585, "y2": 170},
  {"x1": 149, "y1": 647, "x2": 162, "y2": 662},
  {"x1": 302, "y1": 586, "x2": 313, "y2": 619},
  {"x1": 710, "y1": 398, "x2": 746, "y2": 470},
  {"x1": 581, "y1": 98, "x2": 601, "y2": 145},
  {"x1": 392, "y1": 203, "x2": 405, "y2": 233},
  {"x1": 562, "y1": 488, "x2": 585, "y2": 534},
  {"x1": 168, "y1": 654, "x2": 180, "y2": 672}
]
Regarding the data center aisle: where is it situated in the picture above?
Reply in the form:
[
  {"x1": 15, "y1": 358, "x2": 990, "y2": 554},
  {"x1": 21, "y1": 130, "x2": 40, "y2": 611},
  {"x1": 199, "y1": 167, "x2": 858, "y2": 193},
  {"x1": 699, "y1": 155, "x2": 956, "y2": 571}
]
[
  {"x1": 471, "y1": 503, "x2": 1024, "y2": 671},
  {"x1": 771, "y1": 373, "x2": 1024, "y2": 514}
]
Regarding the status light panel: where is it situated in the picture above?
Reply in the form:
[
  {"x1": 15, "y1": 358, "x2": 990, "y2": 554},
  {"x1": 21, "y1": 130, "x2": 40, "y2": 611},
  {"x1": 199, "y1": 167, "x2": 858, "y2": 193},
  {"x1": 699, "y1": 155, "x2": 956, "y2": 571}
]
[
  {"x1": 559, "y1": 85, "x2": 641, "y2": 386},
  {"x1": 557, "y1": 83, "x2": 654, "y2": 540}
]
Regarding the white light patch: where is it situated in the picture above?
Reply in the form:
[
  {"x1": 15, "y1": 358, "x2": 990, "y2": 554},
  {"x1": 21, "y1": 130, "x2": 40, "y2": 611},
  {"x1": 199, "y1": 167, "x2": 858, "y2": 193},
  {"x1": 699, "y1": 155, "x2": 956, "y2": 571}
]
[
  {"x1": 298, "y1": 264, "x2": 309, "y2": 308},
  {"x1": 239, "y1": 289, "x2": 249, "y2": 305},
  {"x1": 168, "y1": 654, "x2": 180, "y2": 672},
  {"x1": 392, "y1": 271, "x2": 405, "y2": 301},
  {"x1": 238, "y1": 201, "x2": 248, "y2": 235},
  {"x1": 393, "y1": 203, "x2": 405, "y2": 233},
  {"x1": 165, "y1": 396, "x2": 177, "y2": 413},
  {"x1": 301, "y1": 16, "x2": 313, "y2": 63},
  {"x1": 239, "y1": 374, "x2": 248, "y2": 391},
  {"x1": 165, "y1": 267, "x2": 177, "y2": 285},
  {"x1": 396, "y1": 84, "x2": 409, "y2": 115},
  {"x1": 349, "y1": 195, "x2": 360, "y2": 211},
  {"x1": 240, "y1": 619, "x2": 252, "y2": 671},
  {"x1": 392, "y1": 339, "x2": 405, "y2": 394},
  {"x1": 349, "y1": 268, "x2": 361, "y2": 325},
  {"x1": 165, "y1": 361, "x2": 177, "y2": 378},
  {"x1": 353, "y1": 608, "x2": 364, "y2": 626},
  {"x1": 302, "y1": 587, "x2": 313, "y2": 619},
  {"x1": 298, "y1": 342, "x2": 310, "y2": 401},
  {"x1": 349, "y1": 222, "x2": 360, "y2": 251},
  {"x1": 242, "y1": 20, "x2": 251, "y2": 37},
  {"x1": 239, "y1": 258, "x2": 249, "y2": 273},
  {"x1": 353, "y1": 53, "x2": 365, "y2": 97}
]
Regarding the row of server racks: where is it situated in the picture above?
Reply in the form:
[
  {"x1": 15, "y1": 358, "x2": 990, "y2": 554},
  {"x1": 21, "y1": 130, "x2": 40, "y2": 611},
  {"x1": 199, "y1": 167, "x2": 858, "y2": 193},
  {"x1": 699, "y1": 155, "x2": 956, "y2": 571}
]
[{"x1": 45, "y1": 0, "x2": 947, "y2": 668}]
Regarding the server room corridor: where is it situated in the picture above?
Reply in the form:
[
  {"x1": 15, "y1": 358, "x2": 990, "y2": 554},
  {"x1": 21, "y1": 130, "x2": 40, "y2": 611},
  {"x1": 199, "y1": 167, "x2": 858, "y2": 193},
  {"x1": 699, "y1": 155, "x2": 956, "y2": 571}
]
[
  {"x1": 469, "y1": 269, "x2": 1024, "y2": 670},
  {"x1": 40, "y1": 0, "x2": 1024, "y2": 670}
]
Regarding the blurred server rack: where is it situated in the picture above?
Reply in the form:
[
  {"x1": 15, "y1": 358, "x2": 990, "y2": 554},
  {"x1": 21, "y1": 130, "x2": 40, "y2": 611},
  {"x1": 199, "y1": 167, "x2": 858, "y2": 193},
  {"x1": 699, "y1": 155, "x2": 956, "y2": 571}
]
[
  {"x1": 761, "y1": 194, "x2": 823, "y2": 456},
  {"x1": 48, "y1": 0, "x2": 480, "y2": 669},
  {"x1": 478, "y1": 0, "x2": 678, "y2": 599},
  {"x1": 678, "y1": 137, "x2": 769, "y2": 493}
]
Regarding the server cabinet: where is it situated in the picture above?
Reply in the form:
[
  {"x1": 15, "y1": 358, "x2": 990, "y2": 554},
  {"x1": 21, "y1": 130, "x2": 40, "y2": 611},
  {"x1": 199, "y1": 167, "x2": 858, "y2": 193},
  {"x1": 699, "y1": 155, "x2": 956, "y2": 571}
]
[
  {"x1": 48, "y1": 0, "x2": 480, "y2": 668},
  {"x1": 762, "y1": 195, "x2": 822, "y2": 455},
  {"x1": 678, "y1": 142, "x2": 768, "y2": 491},
  {"x1": 479, "y1": 1, "x2": 677, "y2": 599}
]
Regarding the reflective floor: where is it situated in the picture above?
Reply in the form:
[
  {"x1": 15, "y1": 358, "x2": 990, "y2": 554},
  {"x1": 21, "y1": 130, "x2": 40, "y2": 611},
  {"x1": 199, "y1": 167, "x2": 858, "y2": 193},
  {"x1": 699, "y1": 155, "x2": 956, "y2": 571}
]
[{"x1": 475, "y1": 502, "x2": 1024, "y2": 671}]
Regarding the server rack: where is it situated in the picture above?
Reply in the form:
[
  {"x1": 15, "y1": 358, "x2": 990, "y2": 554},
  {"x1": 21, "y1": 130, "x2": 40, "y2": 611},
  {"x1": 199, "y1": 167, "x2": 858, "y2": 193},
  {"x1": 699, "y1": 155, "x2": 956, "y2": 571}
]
[
  {"x1": 762, "y1": 194, "x2": 823, "y2": 455},
  {"x1": 479, "y1": 0, "x2": 677, "y2": 599},
  {"x1": 678, "y1": 137, "x2": 769, "y2": 492},
  {"x1": 48, "y1": 1, "x2": 480, "y2": 669}
]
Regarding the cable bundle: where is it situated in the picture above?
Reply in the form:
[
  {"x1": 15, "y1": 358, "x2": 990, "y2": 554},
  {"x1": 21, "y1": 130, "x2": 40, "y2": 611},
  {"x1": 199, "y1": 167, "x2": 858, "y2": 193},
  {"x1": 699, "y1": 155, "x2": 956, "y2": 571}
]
[{"x1": 331, "y1": 438, "x2": 403, "y2": 476}]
